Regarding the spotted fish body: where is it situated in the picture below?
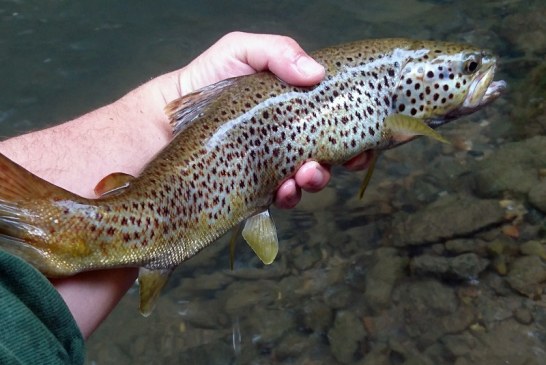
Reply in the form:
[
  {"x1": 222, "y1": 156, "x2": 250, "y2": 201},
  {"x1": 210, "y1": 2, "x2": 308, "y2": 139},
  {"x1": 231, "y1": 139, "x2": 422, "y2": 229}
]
[{"x1": 0, "y1": 38, "x2": 505, "y2": 313}]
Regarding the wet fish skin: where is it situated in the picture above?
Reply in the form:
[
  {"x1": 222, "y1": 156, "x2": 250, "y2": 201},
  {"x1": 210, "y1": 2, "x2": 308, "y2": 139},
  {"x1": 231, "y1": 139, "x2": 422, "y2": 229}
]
[{"x1": 0, "y1": 38, "x2": 506, "y2": 313}]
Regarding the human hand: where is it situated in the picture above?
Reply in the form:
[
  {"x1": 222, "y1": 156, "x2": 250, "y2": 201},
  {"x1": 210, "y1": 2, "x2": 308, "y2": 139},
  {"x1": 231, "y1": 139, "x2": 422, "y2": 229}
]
[{"x1": 146, "y1": 32, "x2": 372, "y2": 208}]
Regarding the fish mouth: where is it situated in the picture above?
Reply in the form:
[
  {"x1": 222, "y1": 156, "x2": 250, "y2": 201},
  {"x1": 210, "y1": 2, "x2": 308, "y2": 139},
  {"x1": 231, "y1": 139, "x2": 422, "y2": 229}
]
[
  {"x1": 428, "y1": 65, "x2": 506, "y2": 128},
  {"x1": 457, "y1": 64, "x2": 507, "y2": 116}
]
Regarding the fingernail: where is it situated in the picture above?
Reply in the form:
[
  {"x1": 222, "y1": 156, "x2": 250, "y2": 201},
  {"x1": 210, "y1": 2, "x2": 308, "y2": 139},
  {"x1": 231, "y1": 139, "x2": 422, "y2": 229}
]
[{"x1": 296, "y1": 56, "x2": 324, "y2": 77}]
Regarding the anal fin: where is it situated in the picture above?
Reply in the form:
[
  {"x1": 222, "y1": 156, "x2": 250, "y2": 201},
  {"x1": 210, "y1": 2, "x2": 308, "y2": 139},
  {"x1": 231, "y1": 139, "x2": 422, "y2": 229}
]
[{"x1": 138, "y1": 267, "x2": 174, "y2": 317}]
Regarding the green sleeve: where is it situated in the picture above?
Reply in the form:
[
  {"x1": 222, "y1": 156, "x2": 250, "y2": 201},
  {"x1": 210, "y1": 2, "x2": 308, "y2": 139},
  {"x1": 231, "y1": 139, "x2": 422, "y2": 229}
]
[{"x1": 0, "y1": 250, "x2": 85, "y2": 365}]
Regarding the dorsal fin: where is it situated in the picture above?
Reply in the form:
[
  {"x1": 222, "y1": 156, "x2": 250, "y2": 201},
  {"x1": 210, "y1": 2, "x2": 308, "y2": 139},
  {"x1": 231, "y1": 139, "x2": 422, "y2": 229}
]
[
  {"x1": 94, "y1": 172, "x2": 134, "y2": 197},
  {"x1": 164, "y1": 78, "x2": 238, "y2": 136}
]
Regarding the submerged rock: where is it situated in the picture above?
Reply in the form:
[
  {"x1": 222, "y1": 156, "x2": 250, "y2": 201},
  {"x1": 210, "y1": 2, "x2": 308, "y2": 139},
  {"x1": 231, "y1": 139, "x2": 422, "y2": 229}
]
[
  {"x1": 450, "y1": 253, "x2": 490, "y2": 278},
  {"x1": 397, "y1": 279, "x2": 459, "y2": 316},
  {"x1": 328, "y1": 311, "x2": 366, "y2": 364},
  {"x1": 441, "y1": 332, "x2": 477, "y2": 357},
  {"x1": 392, "y1": 195, "x2": 506, "y2": 246},
  {"x1": 301, "y1": 301, "x2": 333, "y2": 333},
  {"x1": 506, "y1": 256, "x2": 546, "y2": 296},
  {"x1": 410, "y1": 253, "x2": 489, "y2": 279},
  {"x1": 363, "y1": 248, "x2": 408, "y2": 311},
  {"x1": 445, "y1": 239, "x2": 486, "y2": 254},
  {"x1": 528, "y1": 181, "x2": 546, "y2": 214},
  {"x1": 410, "y1": 254, "x2": 449, "y2": 275},
  {"x1": 473, "y1": 136, "x2": 546, "y2": 198}
]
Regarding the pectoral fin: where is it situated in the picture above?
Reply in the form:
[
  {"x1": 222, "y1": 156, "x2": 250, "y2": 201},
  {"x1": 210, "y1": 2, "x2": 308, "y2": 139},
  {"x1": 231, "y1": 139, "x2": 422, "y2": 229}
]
[
  {"x1": 138, "y1": 267, "x2": 174, "y2": 317},
  {"x1": 94, "y1": 172, "x2": 134, "y2": 197},
  {"x1": 242, "y1": 210, "x2": 279, "y2": 265},
  {"x1": 358, "y1": 152, "x2": 379, "y2": 200},
  {"x1": 384, "y1": 114, "x2": 450, "y2": 144}
]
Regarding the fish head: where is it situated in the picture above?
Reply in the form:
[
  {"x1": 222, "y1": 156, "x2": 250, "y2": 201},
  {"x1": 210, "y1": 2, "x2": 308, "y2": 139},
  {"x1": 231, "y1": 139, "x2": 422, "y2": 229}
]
[{"x1": 393, "y1": 42, "x2": 507, "y2": 127}]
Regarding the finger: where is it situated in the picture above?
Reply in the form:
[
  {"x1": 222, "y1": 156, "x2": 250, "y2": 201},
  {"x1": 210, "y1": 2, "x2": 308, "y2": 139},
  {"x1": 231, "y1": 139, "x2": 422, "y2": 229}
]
[
  {"x1": 224, "y1": 32, "x2": 325, "y2": 86},
  {"x1": 274, "y1": 178, "x2": 301, "y2": 209},
  {"x1": 343, "y1": 151, "x2": 374, "y2": 171},
  {"x1": 294, "y1": 161, "x2": 331, "y2": 193}
]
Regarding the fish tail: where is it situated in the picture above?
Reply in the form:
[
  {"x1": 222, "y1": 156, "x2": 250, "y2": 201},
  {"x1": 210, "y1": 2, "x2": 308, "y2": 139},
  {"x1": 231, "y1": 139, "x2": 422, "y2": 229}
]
[{"x1": 0, "y1": 153, "x2": 77, "y2": 274}]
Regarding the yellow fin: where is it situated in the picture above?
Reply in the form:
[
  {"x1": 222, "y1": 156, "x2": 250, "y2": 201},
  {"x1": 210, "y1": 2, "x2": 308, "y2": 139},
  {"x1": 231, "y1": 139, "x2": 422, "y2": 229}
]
[
  {"x1": 228, "y1": 223, "x2": 243, "y2": 270},
  {"x1": 242, "y1": 210, "x2": 279, "y2": 265},
  {"x1": 385, "y1": 114, "x2": 450, "y2": 144},
  {"x1": 94, "y1": 172, "x2": 134, "y2": 197},
  {"x1": 138, "y1": 267, "x2": 173, "y2": 317},
  {"x1": 358, "y1": 152, "x2": 379, "y2": 200}
]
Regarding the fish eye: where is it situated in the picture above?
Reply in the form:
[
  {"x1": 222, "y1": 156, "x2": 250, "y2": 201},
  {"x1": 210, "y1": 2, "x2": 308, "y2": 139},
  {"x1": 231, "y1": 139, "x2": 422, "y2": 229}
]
[{"x1": 463, "y1": 54, "x2": 482, "y2": 74}]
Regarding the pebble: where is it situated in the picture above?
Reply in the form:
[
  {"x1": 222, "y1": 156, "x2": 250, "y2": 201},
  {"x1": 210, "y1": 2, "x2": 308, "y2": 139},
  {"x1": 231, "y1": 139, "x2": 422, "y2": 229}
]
[
  {"x1": 514, "y1": 307, "x2": 534, "y2": 325},
  {"x1": 520, "y1": 240, "x2": 546, "y2": 260},
  {"x1": 506, "y1": 256, "x2": 546, "y2": 296}
]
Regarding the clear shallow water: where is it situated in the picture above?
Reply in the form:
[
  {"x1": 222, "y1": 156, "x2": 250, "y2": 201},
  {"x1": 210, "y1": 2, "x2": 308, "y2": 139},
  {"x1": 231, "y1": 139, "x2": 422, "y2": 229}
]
[{"x1": 1, "y1": 0, "x2": 545, "y2": 364}]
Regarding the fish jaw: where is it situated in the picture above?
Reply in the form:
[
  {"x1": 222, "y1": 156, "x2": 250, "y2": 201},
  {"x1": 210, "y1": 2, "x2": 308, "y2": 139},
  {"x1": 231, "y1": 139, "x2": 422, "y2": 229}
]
[
  {"x1": 457, "y1": 64, "x2": 507, "y2": 116},
  {"x1": 432, "y1": 74, "x2": 506, "y2": 126}
]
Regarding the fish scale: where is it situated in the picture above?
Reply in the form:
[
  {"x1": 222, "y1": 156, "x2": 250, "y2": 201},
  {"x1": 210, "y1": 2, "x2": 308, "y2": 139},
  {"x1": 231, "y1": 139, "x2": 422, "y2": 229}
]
[{"x1": 0, "y1": 38, "x2": 506, "y2": 314}]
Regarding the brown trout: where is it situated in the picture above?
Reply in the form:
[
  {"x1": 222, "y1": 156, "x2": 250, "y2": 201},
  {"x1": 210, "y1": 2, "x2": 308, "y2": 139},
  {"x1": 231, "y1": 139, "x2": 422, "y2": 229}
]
[{"x1": 0, "y1": 38, "x2": 506, "y2": 315}]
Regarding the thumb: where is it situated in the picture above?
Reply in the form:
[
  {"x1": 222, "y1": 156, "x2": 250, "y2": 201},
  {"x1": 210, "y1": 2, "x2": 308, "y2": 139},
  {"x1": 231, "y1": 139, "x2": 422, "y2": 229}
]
[{"x1": 225, "y1": 32, "x2": 325, "y2": 86}]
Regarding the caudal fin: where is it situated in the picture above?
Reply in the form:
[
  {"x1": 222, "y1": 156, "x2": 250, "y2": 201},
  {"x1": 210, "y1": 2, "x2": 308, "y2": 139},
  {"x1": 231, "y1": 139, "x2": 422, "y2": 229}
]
[{"x1": 0, "y1": 153, "x2": 77, "y2": 273}]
